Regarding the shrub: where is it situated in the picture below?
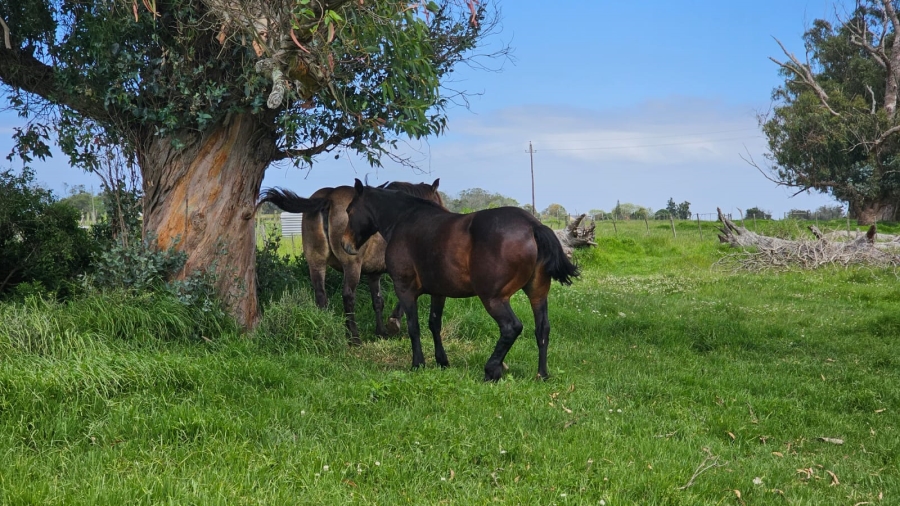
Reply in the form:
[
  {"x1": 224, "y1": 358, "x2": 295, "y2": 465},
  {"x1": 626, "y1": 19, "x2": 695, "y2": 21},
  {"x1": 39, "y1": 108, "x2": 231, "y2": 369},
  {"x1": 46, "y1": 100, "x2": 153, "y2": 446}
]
[{"x1": 0, "y1": 167, "x2": 96, "y2": 300}]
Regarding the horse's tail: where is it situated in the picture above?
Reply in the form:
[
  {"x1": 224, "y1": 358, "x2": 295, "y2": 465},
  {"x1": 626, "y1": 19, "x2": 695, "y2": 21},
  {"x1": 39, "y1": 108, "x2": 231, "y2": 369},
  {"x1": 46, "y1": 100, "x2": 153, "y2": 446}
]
[
  {"x1": 533, "y1": 223, "x2": 580, "y2": 285},
  {"x1": 257, "y1": 188, "x2": 329, "y2": 214}
]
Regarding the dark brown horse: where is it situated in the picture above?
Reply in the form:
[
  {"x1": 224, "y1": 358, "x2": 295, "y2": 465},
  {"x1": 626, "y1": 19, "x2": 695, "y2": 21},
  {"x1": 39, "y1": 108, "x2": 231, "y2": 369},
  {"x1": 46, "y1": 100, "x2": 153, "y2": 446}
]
[
  {"x1": 258, "y1": 179, "x2": 443, "y2": 344},
  {"x1": 341, "y1": 179, "x2": 579, "y2": 380}
]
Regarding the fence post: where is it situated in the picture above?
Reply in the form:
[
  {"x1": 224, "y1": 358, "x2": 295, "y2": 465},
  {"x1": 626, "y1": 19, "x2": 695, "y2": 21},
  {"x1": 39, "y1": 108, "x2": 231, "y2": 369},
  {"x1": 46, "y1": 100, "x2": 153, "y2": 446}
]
[
  {"x1": 612, "y1": 213, "x2": 618, "y2": 236},
  {"x1": 669, "y1": 214, "x2": 676, "y2": 238},
  {"x1": 644, "y1": 216, "x2": 650, "y2": 235},
  {"x1": 696, "y1": 213, "x2": 702, "y2": 241}
]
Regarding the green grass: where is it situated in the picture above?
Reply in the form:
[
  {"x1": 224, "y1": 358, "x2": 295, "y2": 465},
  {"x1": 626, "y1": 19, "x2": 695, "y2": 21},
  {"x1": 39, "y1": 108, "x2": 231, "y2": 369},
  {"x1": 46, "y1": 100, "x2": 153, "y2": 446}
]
[{"x1": 1, "y1": 220, "x2": 898, "y2": 504}]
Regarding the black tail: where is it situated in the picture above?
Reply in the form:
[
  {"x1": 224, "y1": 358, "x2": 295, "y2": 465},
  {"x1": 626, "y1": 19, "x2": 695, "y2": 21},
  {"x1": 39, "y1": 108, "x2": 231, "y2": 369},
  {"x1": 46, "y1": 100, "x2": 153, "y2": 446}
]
[
  {"x1": 533, "y1": 224, "x2": 580, "y2": 285},
  {"x1": 257, "y1": 188, "x2": 329, "y2": 214}
]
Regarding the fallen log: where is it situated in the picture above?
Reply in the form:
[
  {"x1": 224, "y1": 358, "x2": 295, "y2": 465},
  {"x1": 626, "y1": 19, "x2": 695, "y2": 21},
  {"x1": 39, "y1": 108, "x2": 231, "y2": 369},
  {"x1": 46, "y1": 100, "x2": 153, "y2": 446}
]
[
  {"x1": 555, "y1": 213, "x2": 597, "y2": 257},
  {"x1": 715, "y1": 207, "x2": 900, "y2": 270}
]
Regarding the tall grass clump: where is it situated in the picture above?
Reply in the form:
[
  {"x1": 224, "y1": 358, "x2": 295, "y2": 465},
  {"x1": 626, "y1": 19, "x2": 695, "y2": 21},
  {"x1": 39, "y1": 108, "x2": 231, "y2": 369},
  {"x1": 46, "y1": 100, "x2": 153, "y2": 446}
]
[
  {"x1": 253, "y1": 289, "x2": 347, "y2": 354},
  {"x1": 0, "y1": 290, "x2": 238, "y2": 359},
  {"x1": 0, "y1": 296, "x2": 109, "y2": 358}
]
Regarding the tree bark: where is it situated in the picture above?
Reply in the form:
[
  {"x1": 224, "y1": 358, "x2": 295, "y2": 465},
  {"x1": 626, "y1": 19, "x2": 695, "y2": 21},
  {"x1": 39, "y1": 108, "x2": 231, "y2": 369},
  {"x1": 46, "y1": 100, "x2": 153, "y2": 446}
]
[
  {"x1": 850, "y1": 200, "x2": 896, "y2": 225},
  {"x1": 138, "y1": 113, "x2": 277, "y2": 329}
]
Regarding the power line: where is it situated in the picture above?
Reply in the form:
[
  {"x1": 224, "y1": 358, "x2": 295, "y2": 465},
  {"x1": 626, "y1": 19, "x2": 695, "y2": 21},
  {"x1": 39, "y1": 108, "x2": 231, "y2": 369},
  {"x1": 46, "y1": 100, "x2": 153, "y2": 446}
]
[
  {"x1": 547, "y1": 127, "x2": 759, "y2": 143},
  {"x1": 538, "y1": 135, "x2": 762, "y2": 152}
]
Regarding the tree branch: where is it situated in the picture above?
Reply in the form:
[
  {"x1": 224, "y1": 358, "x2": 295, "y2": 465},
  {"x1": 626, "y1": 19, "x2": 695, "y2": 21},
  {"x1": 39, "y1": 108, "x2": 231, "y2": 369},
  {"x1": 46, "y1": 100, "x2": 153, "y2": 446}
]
[
  {"x1": 873, "y1": 124, "x2": 900, "y2": 148},
  {"x1": 0, "y1": 16, "x2": 11, "y2": 50},
  {"x1": 0, "y1": 48, "x2": 115, "y2": 123},
  {"x1": 274, "y1": 126, "x2": 361, "y2": 160},
  {"x1": 848, "y1": 12, "x2": 888, "y2": 68},
  {"x1": 770, "y1": 37, "x2": 841, "y2": 117}
]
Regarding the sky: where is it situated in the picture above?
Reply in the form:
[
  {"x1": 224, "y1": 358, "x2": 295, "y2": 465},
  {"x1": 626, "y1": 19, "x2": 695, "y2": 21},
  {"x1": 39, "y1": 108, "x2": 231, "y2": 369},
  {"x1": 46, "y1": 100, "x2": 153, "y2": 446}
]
[{"x1": 1, "y1": 0, "x2": 855, "y2": 218}]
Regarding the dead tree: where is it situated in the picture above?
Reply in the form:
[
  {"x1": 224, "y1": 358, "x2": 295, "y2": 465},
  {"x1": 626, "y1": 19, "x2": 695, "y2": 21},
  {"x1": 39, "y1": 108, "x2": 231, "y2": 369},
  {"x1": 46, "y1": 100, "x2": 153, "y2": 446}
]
[
  {"x1": 555, "y1": 213, "x2": 597, "y2": 257},
  {"x1": 715, "y1": 207, "x2": 900, "y2": 270}
]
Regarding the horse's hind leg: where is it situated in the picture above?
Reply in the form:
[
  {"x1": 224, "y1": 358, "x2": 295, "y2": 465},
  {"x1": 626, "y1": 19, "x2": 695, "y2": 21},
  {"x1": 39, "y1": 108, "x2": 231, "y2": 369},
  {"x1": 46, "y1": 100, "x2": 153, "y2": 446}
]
[
  {"x1": 308, "y1": 261, "x2": 329, "y2": 309},
  {"x1": 530, "y1": 297, "x2": 550, "y2": 380},
  {"x1": 429, "y1": 296, "x2": 449, "y2": 368},
  {"x1": 481, "y1": 298, "x2": 523, "y2": 381},
  {"x1": 341, "y1": 263, "x2": 363, "y2": 345},
  {"x1": 525, "y1": 275, "x2": 552, "y2": 380},
  {"x1": 386, "y1": 303, "x2": 403, "y2": 336},
  {"x1": 367, "y1": 274, "x2": 389, "y2": 337}
]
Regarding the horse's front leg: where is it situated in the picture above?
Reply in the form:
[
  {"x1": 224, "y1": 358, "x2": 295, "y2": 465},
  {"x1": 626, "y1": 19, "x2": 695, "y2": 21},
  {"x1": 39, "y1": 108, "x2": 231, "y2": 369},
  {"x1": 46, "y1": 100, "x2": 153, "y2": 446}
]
[
  {"x1": 481, "y1": 297, "x2": 523, "y2": 381},
  {"x1": 397, "y1": 291, "x2": 425, "y2": 368},
  {"x1": 341, "y1": 263, "x2": 363, "y2": 345},
  {"x1": 429, "y1": 295, "x2": 449, "y2": 368}
]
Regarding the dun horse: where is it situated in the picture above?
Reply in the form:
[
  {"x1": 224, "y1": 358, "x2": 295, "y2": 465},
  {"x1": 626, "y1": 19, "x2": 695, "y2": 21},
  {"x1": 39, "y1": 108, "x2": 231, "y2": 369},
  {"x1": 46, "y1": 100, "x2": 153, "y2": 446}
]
[
  {"x1": 258, "y1": 179, "x2": 443, "y2": 344},
  {"x1": 341, "y1": 179, "x2": 579, "y2": 380}
]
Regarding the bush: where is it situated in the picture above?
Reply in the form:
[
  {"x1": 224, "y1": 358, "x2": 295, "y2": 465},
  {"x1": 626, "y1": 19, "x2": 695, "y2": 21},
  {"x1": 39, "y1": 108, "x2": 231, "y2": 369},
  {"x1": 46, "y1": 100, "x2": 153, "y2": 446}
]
[{"x1": 0, "y1": 167, "x2": 96, "y2": 300}]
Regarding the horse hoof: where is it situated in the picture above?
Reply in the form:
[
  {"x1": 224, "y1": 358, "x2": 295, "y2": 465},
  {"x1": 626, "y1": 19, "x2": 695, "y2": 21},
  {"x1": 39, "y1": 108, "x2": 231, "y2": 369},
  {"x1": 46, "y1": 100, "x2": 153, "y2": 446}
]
[
  {"x1": 348, "y1": 336, "x2": 363, "y2": 347},
  {"x1": 483, "y1": 365, "x2": 504, "y2": 382},
  {"x1": 386, "y1": 318, "x2": 402, "y2": 336}
]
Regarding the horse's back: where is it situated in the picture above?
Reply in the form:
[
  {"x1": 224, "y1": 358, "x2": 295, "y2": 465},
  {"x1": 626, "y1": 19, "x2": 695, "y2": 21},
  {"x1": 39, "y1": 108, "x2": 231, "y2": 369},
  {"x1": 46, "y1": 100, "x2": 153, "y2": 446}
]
[
  {"x1": 469, "y1": 207, "x2": 541, "y2": 254},
  {"x1": 303, "y1": 185, "x2": 388, "y2": 274}
]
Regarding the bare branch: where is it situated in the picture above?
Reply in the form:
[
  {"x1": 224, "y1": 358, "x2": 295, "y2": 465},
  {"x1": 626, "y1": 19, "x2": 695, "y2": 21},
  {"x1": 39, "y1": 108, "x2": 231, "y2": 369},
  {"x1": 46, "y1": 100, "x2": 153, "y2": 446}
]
[
  {"x1": 677, "y1": 449, "x2": 728, "y2": 490},
  {"x1": 740, "y1": 146, "x2": 789, "y2": 186},
  {"x1": 847, "y1": 13, "x2": 888, "y2": 68},
  {"x1": 873, "y1": 124, "x2": 900, "y2": 148},
  {"x1": 770, "y1": 37, "x2": 841, "y2": 117},
  {"x1": 0, "y1": 16, "x2": 10, "y2": 49},
  {"x1": 867, "y1": 84, "x2": 878, "y2": 114},
  {"x1": 883, "y1": 0, "x2": 900, "y2": 37}
]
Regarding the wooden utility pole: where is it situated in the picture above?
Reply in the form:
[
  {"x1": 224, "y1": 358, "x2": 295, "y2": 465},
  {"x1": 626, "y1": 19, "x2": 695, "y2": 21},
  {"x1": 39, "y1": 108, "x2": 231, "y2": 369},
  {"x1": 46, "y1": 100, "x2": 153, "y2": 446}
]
[{"x1": 527, "y1": 141, "x2": 536, "y2": 217}]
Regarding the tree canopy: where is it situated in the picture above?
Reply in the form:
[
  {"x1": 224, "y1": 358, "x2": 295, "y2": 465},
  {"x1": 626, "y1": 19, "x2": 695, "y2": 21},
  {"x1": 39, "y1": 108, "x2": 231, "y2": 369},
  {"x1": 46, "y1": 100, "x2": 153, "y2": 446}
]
[
  {"x1": 1, "y1": 0, "x2": 496, "y2": 166},
  {"x1": 445, "y1": 187, "x2": 519, "y2": 213},
  {"x1": 0, "y1": 0, "x2": 501, "y2": 326},
  {"x1": 665, "y1": 198, "x2": 691, "y2": 220},
  {"x1": 761, "y1": 0, "x2": 900, "y2": 224}
]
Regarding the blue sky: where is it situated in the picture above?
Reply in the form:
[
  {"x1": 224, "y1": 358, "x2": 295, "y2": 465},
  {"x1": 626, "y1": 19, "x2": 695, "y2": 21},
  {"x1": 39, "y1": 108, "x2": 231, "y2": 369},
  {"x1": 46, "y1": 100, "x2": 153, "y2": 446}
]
[{"x1": 2, "y1": 0, "x2": 851, "y2": 217}]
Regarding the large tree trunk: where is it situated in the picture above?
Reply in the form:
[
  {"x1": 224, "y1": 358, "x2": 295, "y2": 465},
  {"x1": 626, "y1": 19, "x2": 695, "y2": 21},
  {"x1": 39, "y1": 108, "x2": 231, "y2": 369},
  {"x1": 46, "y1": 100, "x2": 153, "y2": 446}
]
[
  {"x1": 138, "y1": 113, "x2": 277, "y2": 329},
  {"x1": 850, "y1": 200, "x2": 897, "y2": 226}
]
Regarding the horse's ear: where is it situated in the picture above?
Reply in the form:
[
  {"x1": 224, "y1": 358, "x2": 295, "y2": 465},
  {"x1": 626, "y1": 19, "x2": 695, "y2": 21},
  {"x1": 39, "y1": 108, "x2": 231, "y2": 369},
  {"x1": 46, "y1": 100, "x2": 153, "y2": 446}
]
[
  {"x1": 354, "y1": 178, "x2": 364, "y2": 195},
  {"x1": 431, "y1": 178, "x2": 440, "y2": 191}
]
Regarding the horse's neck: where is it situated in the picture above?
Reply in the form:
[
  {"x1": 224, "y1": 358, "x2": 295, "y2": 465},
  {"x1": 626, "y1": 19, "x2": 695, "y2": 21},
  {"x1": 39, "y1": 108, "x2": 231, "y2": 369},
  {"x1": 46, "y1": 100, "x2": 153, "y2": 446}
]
[{"x1": 374, "y1": 192, "x2": 441, "y2": 240}]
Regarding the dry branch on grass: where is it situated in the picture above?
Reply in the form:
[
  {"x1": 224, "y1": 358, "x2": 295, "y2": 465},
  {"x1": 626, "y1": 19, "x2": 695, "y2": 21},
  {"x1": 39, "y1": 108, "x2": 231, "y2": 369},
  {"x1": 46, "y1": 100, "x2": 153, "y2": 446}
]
[
  {"x1": 555, "y1": 214, "x2": 596, "y2": 257},
  {"x1": 714, "y1": 207, "x2": 900, "y2": 271},
  {"x1": 677, "y1": 448, "x2": 728, "y2": 490}
]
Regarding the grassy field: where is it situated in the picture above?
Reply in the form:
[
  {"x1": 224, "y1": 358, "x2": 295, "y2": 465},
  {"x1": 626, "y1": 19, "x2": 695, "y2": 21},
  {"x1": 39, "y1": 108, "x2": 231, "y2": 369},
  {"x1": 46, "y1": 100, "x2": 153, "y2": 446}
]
[{"x1": 1, "y1": 219, "x2": 898, "y2": 504}]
